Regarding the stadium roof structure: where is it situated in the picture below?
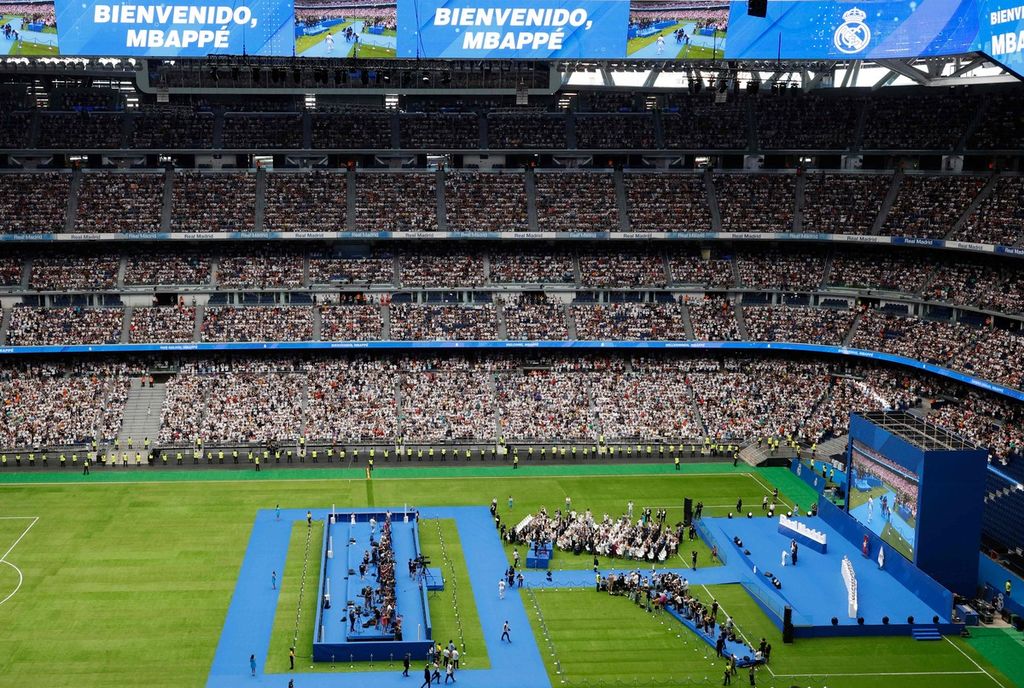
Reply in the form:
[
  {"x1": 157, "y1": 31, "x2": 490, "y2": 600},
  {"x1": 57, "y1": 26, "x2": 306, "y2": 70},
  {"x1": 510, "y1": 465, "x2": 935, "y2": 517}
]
[{"x1": 855, "y1": 411, "x2": 980, "y2": 452}]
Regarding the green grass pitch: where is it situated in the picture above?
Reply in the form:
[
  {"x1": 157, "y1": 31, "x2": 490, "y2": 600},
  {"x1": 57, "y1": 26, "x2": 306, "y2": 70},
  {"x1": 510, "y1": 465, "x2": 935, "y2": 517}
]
[{"x1": 0, "y1": 466, "x2": 1016, "y2": 687}]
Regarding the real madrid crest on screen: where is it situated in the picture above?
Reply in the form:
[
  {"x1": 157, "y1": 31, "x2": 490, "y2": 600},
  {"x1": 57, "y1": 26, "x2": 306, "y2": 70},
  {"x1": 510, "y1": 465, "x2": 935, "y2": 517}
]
[{"x1": 833, "y1": 6, "x2": 871, "y2": 54}]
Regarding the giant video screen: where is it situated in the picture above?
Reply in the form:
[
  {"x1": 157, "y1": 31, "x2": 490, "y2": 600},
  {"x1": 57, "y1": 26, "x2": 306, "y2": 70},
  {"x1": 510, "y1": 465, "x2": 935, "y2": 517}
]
[{"x1": 847, "y1": 439, "x2": 919, "y2": 561}]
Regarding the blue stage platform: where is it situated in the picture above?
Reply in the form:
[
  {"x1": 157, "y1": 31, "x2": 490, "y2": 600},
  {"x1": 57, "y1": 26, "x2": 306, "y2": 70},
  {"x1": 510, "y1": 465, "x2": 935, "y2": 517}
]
[
  {"x1": 701, "y1": 510, "x2": 956, "y2": 637},
  {"x1": 314, "y1": 511, "x2": 433, "y2": 661}
]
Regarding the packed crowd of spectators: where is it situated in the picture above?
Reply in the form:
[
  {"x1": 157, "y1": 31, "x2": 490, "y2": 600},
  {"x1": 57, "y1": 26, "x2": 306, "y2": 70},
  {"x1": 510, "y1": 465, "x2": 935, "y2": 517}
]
[
  {"x1": 501, "y1": 293, "x2": 568, "y2": 340},
  {"x1": 575, "y1": 114, "x2": 657, "y2": 149},
  {"x1": 591, "y1": 368, "x2": 700, "y2": 441},
  {"x1": 755, "y1": 95, "x2": 859, "y2": 150},
  {"x1": 496, "y1": 369, "x2": 594, "y2": 441},
  {"x1": 736, "y1": 251, "x2": 824, "y2": 290},
  {"x1": 264, "y1": 171, "x2": 347, "y2": 232},
  {"x1": 1, "y1": 351, "x2": 1021, "y2": 457},
  {"x1": 977, "y1": 271, "x2": 1024, "y2": 316},
  {"x1": 399, "y1": 113, "x2": 480, "y2": 149},
  {"x1": 957, "y1": 327, "x2": 1024, "y2": 392},
  {"x1": 573, "y1": 303, "x2": 688, "y2": 340},
  {"x1": 124, "y1": 251, "x2": 211, "y2": 286},
  {"x1": 926, "y1": 262, "x2": 1006, "y2": 309},
  {"x1": 389, "y1": 304, "x2": 496, "y2": 340},
  {"x1": 625, "y1": 173, "x2": 712, "y2": 232},
  {"x1": 308, "y1": 249, "x2": 394, "y2": 285},
  {"x1": 489, "y1": 250, "x2": 575, "y2": 284},
  {"x1": 217, "y1": 249, "x2": 305, "y2": 288},
  {"x1": 158, "y1": 371, "x2": 208, "y2": 444},
  {"x1": 306, "y1": 359, "x2": 398, "y2": 442},
  {"x1": 803, "y1": 367, "x2": 921, "y2": 443},
  {"x1": 400, "y1": 251, "x2": 485, "y2": 287},
  {"x1": 172, "y1": 171, "x2": 256, "y2": 233},
  {"x1": 400, "y1": 360, "x2": 496, "y2": 441},
  {"x1": 200, "y1": 306, "x2": 314, "y2": 342},
  {"x1": 690, "y1": 359, "x2": 832, "y2": 442},
  {"x1": 851, "y1": 310, "x2": 975, "y2": 366},
  {"x1": 953, "y1": 176, "x2": 1024, "y2": 246},
  {"x1": 311, "y1": 111, "x2": 392, "y2": 149},
  {"x1": 579, "y1": 250, "x2": 666, "y2": 287},
  {"x1": 882, "y1": 175, "x2": 986, "y2": 239},
  {"x1": 487, "y1": 113, "x2": 567, "y2": 148},
  {"x1": 444, "y1": 171, "x2": 529, "y2": 232},
  {"x1": 669, "y1": 253, "x2": 733, "y2": 288},
  {"x1": 199, "y1": 367, "x2": 305, "y2": 443},
  {"x1": 715, "y1": 174, "x2": 795, "y2": 233},
  {"x1": 6, "y1": 306, "x2": 122, "y2": 345},
  {"x1": 800, "y1": 173, "x2": 891, "y2": 235},
  {"x1": 355, "y1": 173, "x2": 438, "y2": 231},
  {"x1": 743, "y1": 305, "x2": 856, "y2": 346},
  {"x1": 0, "y1": 257, "x2": 22, "y2": 286},
  {"x1": 0, "y1": 173, "x2": 70, "y2": 234},
  {"x1": 37, "y1": 112, "x2": 124, "y2": 148},
  {"x1": 662, "y1": 93, "x2": 749, "y2": 149},
  {"x1": 535, "y1": 172, "x2": 619, "y2": 233},
  {"x1": 862, "y1": 93, "x2": 976, "y2": 150},
  {"x1": 0, "y1": 361, "x2": 138, "y2": 449},
  {"x1": 30, "y1": 254, "x2": 119, "y2": 290},
  {"x1": 74, "y1": 172, "x2": 164, "y2": 234},
  {"x1": 688, "y1": 299, "x2": 739, "y2": 340},
  {"x1": 319, "y1": 303, "x2": 382, "y2": 341},
  {"x1": 826, "y1": 250, "x2": 932, "y2": 293},
  {"x1": 930, "y1": 390, "x2": 1024, "y2": 462},
  {"x1": 222, "y1": 115, "x2": 304, "y2": 149},
  {"x1": 128, "y1": 306, "x2": 196, "y2": 343},
  {"x1": 130, "y1": 106, "x2": 215, "y2": 149},
  {"x1": 968, "y1": 93, "x2": 1024, "y2": 151}
]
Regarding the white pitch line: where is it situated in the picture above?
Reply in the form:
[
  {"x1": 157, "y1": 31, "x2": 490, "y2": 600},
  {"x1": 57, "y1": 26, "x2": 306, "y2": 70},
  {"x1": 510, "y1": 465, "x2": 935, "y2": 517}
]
[
  {"x1": 0, "y1": 560, "x2": 23, "y2": 607},
  {"x1": 0, "y1": 516, "x2": 37, "y2": 608},
  {"x1": 0, "y1": 516, "x2": 37, "y2": 563},
  {"x1": 943, "y1": 636, "x2": 1008, "y2": 688},
  {"x1": 699, "y1": 583, "x2": 775, "y2": 678},
  {"x1": 745, "y1": 472, "x2": 793, "y2": 510},
  {"x1": 773, "y1": 670, "x2": 985, "y2": 678}
]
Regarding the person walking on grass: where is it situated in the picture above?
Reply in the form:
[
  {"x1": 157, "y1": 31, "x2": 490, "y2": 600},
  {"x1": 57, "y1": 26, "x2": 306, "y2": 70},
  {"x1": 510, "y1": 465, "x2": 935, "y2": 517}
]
[{"x1": 289, "y1": 647, "x2": 295, "y2": 670}]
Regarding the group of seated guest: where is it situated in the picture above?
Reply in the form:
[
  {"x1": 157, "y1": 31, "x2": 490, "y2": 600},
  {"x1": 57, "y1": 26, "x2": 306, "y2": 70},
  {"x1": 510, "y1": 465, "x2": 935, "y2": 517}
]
[
  {"x1": 514, "y1": 507, "x2": 681, "y2": 561},
  {"x1": 350, "y1": 518, "x2": 400, "y2": 638}
]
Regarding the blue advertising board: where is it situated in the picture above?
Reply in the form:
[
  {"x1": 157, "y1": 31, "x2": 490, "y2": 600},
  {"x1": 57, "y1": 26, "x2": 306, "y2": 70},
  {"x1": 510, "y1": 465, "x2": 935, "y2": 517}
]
[
  {"x1": 55, "y1": 0, "x2": 295, "y2": 56},
  {"x1": 396, "y1": 0, "x2": 628, "y2": 58},
  {"x1": 974, "y1": 0, "x2": 1024, "y2": 75},
  {"x1": 724, "y1": 0, "x2": 980, "y2": 59},
  {"x1": 41, "y1": 0, "x2": 1015, "y2": 62}
]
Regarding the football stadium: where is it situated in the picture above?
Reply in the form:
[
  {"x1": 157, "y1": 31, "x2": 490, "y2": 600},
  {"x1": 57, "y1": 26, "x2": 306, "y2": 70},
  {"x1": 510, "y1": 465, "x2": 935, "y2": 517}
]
[{"x1": 1, "y1": 0, "x2": 1024, "y2": 687}]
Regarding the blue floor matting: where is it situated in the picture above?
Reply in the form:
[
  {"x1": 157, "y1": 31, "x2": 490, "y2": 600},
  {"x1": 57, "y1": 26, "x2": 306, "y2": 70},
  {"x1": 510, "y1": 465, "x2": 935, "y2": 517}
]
[
  {"x1": 208, "y1": 507, "x2": 953, "y2": 686},
  {"x1": 208, "y1": 507, "x2": 551, "y2": 688},
  {"x1": 701, "y1": 516, "x2": 948, "y2": 628}
]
